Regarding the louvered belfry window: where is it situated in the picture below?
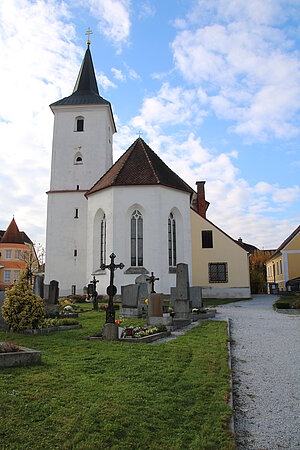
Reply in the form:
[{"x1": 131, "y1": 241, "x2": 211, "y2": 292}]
[{"x1": 131, "y1": 210, "x2": 143, "y2": 266}]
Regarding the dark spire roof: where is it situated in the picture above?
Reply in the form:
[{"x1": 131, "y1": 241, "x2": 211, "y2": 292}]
[
  {"x1": 50, "y1": 46, "x2": 114, "y2": 113},
  {"x1": 0, "y1": 218, "x2": 30, "y2": 244},
  {"x1": 86, "y1": 138, "x2": 194, "y2": 197}
]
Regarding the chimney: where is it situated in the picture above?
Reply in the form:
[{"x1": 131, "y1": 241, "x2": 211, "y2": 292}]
[{"x1": 196, "y1": 181, "x2": 207, "y2": 218}]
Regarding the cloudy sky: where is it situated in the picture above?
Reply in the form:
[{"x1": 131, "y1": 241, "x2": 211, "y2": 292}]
[{"x1": 0, "y1": 0, "x2": 299, "y2": 249}]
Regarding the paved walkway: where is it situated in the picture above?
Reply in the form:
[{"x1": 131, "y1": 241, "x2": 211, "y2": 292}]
[{"x1": 217, "y1": 295, "x2": 300, "y2": 449}]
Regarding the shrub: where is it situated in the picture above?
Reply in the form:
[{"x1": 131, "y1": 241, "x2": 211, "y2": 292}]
[
  {"x1": 59, "y1": 298, "x2": 72, "y2": 309},
  {"x1": 40, "y1": 318, "x2": 79, "y2": 328},
  {"x1": 2, "y1": 271, "x2": 45, "y2": 331},
  {"x1": 274, "y1": 301, "x2": 291, "y2": 309},
  {"x1": 68, "y1": 294, "x2": 87, "y2": 303},
  {"x1": 292, "y1": 299, "x2": 300, "y2": 309}
]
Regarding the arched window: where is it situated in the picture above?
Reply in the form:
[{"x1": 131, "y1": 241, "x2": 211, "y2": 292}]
[
  {"x1": 74, "y1": 151, "x2": 83, "y2": 165},
  {"x1": 75, "y1": 116, "x2": 84, "y2": 132},
  {"x1": 168, "y1": 213, "x2": 176, "y2": 267},
  {"x1": 131, "y1": 210, "x2": 143, "y2": 266},
  {"x1": 100, "y1": 214, "x2": 106, "y2": 266}
]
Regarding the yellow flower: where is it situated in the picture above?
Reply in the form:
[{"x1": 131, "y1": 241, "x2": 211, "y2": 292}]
[{"x1": 145, "y1": 298, "x2": 148, "y2": 305}]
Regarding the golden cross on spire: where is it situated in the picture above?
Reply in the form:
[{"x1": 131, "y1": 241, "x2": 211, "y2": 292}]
[{"x1": 85, "y1": 27, "x2": 93, "y2": 46}]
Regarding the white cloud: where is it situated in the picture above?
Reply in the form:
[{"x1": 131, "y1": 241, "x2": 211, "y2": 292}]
[
  {"x1": 86, "y1": 0, "x2": 131, "y2": 51},
  {"x1": 0, "y1": 0, "x2": 82, "y2": 244},
  {"x1": 97, "y1": 72, "x2": 117, "y2": 90},
  {"x1": 111, "y1": 67, "x2": 126, "y2": 81},
  {"x1": 172, "y1": 1, "x2": 300, "y2": 140},
  {"x1": 138, "y1": 1, "x2": 155, "y2": 19}
]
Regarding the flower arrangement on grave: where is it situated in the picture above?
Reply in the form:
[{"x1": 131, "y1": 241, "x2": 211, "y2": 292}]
[
  {"x1": 145, "y1": 298, "x2": 148, "y2": 306},
  {"x1": 121, "y1": 324, "x2": 166, "y2": 339},
  {"x1": 2, "y1": 269, "x2": 45, "y2": 331},
  {"x1": 0, "y1": 342, "x2": 22, "y2": 353}
]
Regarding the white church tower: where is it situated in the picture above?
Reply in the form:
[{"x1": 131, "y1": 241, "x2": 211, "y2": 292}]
[{"x1": 45, "y1": 38, "x2": 116, "y2": 295}]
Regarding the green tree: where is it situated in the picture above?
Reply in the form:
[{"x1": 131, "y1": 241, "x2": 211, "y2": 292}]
[{"x1": 2, "y1": 269, "x2": 45, "y2": 331}]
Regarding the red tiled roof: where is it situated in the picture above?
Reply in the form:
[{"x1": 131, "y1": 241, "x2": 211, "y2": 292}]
[
  {"x1": 86, "y1": 138, "x2": 194, "y2": 196},
  {"x1": 0, "y1": 218, "x2": 32, "y2": 245}
]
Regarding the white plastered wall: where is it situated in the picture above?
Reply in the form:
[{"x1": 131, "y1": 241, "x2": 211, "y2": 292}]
[{"x1": 86, "y1": 185, "x2": 192, "y2": 294}]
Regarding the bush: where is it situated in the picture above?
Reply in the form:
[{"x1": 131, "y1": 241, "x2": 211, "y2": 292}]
[
  {"x1": 274, "y1": 301, "x2": 291, "y2": 309},
  {"x1": 2, "y1": 271, "x2": 45, "y2": 331},
  {"x1": 68, "y1": 294, "x2": 86, "y2": 303},
  {"x1": 292, "y1": 299, "x2": 300, "y2": 309},
  {"x1": 40, "y1": 318, "x2": 79, "y2": 328}
]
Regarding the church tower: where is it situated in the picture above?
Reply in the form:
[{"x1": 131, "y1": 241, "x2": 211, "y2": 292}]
[{"x1": 45, "y1": 37, "x2": 116, "y2": 295}]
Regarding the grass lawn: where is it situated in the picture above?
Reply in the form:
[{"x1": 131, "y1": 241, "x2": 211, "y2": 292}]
[
  {"x1": 202, "y1": 297, "x2": 251, "y2": 307},
  {"x1": 0, "y1": 308, "x2": 234, "y2": 450}
]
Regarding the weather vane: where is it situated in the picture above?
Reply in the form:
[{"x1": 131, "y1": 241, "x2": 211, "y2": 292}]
[{"x1": 85, "y1": 27, "x2": 93, "y2": 46}]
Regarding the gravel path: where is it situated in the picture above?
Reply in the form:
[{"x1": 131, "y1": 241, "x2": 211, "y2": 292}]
[{"x1": 217, "y1": 295, "x2": 300, "y2": 449}]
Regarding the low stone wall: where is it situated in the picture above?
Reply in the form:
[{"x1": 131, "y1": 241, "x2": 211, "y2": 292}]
[
  {"x1": 202, "y1": 287, "x2": 251, "y2": 299},
  {"x1": 0, "y1": 344, "x2": 41, "y2": 368}
]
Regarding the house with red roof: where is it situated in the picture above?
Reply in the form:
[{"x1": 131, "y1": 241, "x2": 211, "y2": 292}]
[
  {"x1": 0, "y1": 218, "x2": 39, "y2": 290},
  {"x1": 45, "y1": 41, "x2": 250, "y2": 298}
]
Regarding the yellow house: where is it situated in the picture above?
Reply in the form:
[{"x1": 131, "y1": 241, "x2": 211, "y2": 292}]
[
  {"x1": 266, "y1": 225, "x2": 300, "y2": 293},
  {"x1": 191, "y1": 182, "x2": 251, "y2": 298},
  {"x1": 0, "y1": 218, "x2": 39, "y2": 290}
]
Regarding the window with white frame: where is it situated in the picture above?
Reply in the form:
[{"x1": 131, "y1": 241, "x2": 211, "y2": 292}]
[
  {"x1": 5, "y1": 250, "x2": 12, "y2": 259},
  {"x1": 168, "y1": 213, "x2": 176, "y2": 267},
  {"x1": 209, "y1": 263, "x2": 228, "y2": 283},
  {"x1": 131, "y1": 210, "x2": 143, "y2": 266},
  {"x1": 13, "y1": 270, "x2": 20, "y2": 282},
  {"x1": 100, "y1": 214, "x2": 106, "y2": 266},
  {"x1": 75, "y1": 116, "x2": 84, "y2": 132},
  {"x1": 4, "y1": 270, "x2": 11, "y2": 283},
  {"x1": 15, "y1": 249, "x2": 22, "y2": 259}
]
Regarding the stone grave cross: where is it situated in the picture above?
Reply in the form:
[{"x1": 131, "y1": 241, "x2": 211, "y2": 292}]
[
  {"x1": 146, "y1": 271, "x2": 159, "y2": 294},
  {"x1": 101, "y1": 253, "x2": 124, "y2": 323}
]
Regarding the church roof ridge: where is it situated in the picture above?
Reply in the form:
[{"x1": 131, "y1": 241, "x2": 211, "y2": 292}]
[{"x1": 86, "y1": 137, "x2": 194, "y2": 196}]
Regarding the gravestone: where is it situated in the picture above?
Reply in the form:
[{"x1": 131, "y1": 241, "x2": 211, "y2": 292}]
[
  {"x1": 176, "y1": 263, "x2": 189, "y2": 300},
  {"x1": 174, "y1": 263, "x2": 191, "y2": 320},
  {"x1": 135, "y1": 274, "x2": 149, "y2": 310},
  {"x1": 119, "y1": 284, "x2": 142, "y2": 318},
  {"x1": 0, "y1": 291, "x2": 8, "y2": 329},
  {"x1": 189, "y1": 286, "x2": 203, "y2": 309},
  {"x1": 147, "y1": 293, "x2": 172, "y2": 326},
  {"x1": 33, "y1": 274, "x2": 44, "y2": 298},
  {"x1": 48, "y1": 280, "x2": 59, "y2": 304}
]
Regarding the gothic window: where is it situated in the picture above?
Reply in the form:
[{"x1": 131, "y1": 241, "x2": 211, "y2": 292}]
[
  {"x1": 100, "y1": 214, "x2": 106, "y2": 266},
  {"x1": 75, "y1": 116, "x2": 84, "y2": 132},
  {"x1": 209, "y1": 263, "x2": 228, "y2": 283},
  {"x1": 131, "y1": 210, "x2": 143, "y2": 266},
  {"x1": 168, "y1": 213, "x2": 176, "y2": 267}
]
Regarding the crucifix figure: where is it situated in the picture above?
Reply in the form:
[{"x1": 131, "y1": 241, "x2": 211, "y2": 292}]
[
  {"x1": 101, "y1": 253, "x2": 124, "y2": 323},
  {"x1": 89, "y1": 275, "x2": 99, "y2": 311},
  {"x1": 85, "y1": 27, "x2": 93, "y2": 46},
  {"x1": 146, "y1": 272, "x2": 159, "y2": 294}
]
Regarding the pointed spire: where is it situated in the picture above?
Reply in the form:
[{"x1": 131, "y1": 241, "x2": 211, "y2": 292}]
[
  {"x1": 1, "y1": 218, "x2": 24, "y2": 244},
  {"x1": 73, "y1": 46, "x2": 99, "y2": 95}
]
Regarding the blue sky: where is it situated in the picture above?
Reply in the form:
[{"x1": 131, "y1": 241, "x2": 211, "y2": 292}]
[{"x1": 0, "y1": 0, "x2": 299, "y2": 249}]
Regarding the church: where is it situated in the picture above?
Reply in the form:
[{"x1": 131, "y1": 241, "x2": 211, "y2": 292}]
[{"x1": 45, "y1": 41, "x2": 250, "y2": 299}]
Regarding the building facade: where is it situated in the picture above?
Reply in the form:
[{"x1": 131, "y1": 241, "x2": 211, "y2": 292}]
[
  {"x1": 266, "y1": 225, "x2": 300, "y2": 293},
  {"x1": 0, "y1": 218, "x2": 38, "y2": 290},
  {"x1": 45, "y1": 42, "x2": 250, "y2": 298}
]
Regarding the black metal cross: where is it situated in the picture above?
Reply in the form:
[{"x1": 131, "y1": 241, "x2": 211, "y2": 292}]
[
  {"x1": 101, "y1": 253, "x2": 124, "y2": 323},
  {"x1": 146, "y1": 272, "x2": 159, "y2": 294},
  {"x1": 89, "y1": 276, "x2": 99, "y2": 311}
]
